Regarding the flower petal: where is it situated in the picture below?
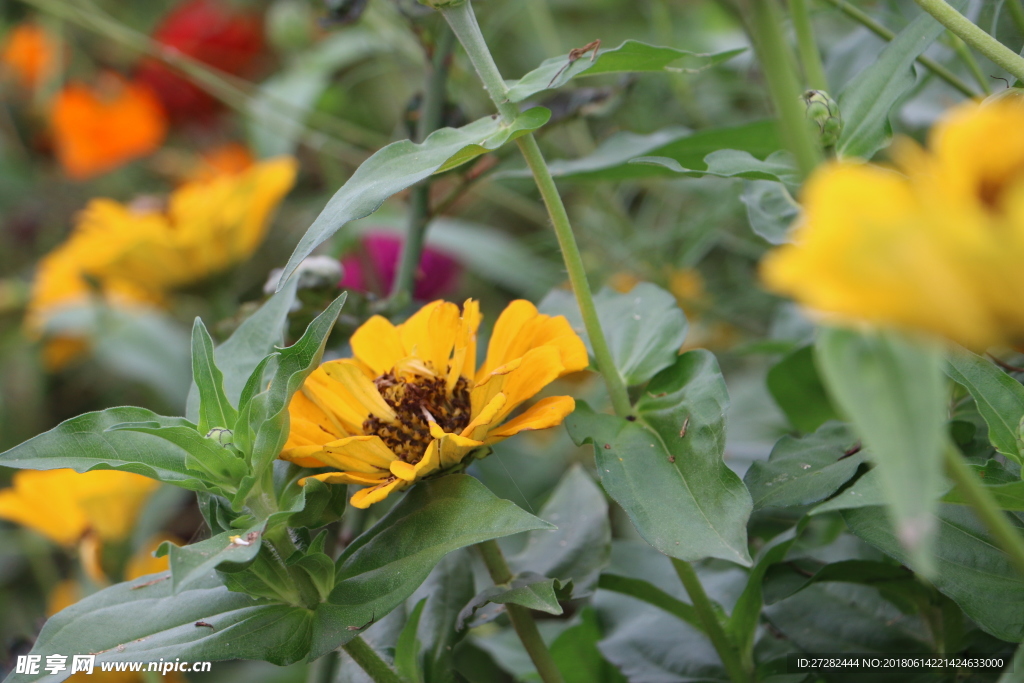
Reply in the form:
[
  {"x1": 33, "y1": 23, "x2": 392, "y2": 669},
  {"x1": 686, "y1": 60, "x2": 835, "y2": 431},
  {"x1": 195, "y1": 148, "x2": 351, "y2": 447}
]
[
  {"x1": 321, "y1": 360, "x2": 397, "y2": 423},
  {"x1": 478, "y1": 299, "x2": 538, "y2": 379},
  {"x1": 300, "y1": 471, "x2": 391, "y2": 487},
  {"x1": 462, "y1": 392, "x2": 507, "y2": 441},
  {"x1": 484, "y1": 395, "x2": 576, "y2": 443},
  {"x1": 350, "y1": 479, "x2": 407, "y2": 509},
  {"x1": 351, "y1": 315, "x2": 407, "y2": 376},
  {"x1": 321, "y1": 435, "x2": 398, "y2": 472}
]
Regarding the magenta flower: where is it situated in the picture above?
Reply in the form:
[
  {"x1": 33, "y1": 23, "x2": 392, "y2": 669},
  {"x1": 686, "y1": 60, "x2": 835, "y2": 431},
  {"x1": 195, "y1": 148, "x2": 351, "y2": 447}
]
[{"x1": 339, "y1": 233, "x2": 460, "y2": 300}]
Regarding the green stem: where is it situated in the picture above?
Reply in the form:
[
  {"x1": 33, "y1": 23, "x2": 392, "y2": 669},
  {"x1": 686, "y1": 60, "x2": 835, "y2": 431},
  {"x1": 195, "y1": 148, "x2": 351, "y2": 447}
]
[
  {"x1": 477, "y1": 540, "x2": 566, "y2": 683},
  {"x1": 943, "y1": 446, "x2": 1024, "y2": 578},
  {"x1": 745, "y1": 0, "x2": 823, "y2": 179},
  {"x1": 342, "y1": 637, "x2": 405, "y2": 683},
  {"x1": 948, "y1": 32, "x2": 992, "y2": 94},
  {"x1": 788, "y1": 0, "x2": 829, "y2": 90},
  {"x1": 1006, "y1": 0, "x2": 1024, "y2": 38},
  {"x1": 389, "y1": 27, "x2": 456, "y2": 307},
  {"x1": 671, "y1": 559, "x2": 753, "y2": 683},
  {"x1": 820, "y1": 0, "x2": 975, "y2": 96},
  {"x1": 912, "y1": 0, "x2": 1024, "y2": 83},
  {"x1": 441, "y1": 0, "x2": 633, "y2": 417}
]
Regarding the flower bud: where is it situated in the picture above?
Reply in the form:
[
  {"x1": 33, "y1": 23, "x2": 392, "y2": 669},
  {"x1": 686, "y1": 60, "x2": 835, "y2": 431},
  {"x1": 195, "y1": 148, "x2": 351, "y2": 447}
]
[{"x1": 802, "y1": 90, "x2": 842, "y2": 148}]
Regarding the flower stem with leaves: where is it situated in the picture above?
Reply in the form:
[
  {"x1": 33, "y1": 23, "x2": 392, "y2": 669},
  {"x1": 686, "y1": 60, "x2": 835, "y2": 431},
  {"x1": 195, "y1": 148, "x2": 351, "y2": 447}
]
[
  {"x1": 342, "y1": 637, "x2": 406, "y2": 683},
  {"x1": 439, "y1": 0, "x2": 633, "y2": 419},
  {"x1": 912, "y1": 0, "x2": 1024, "y2": 82}
]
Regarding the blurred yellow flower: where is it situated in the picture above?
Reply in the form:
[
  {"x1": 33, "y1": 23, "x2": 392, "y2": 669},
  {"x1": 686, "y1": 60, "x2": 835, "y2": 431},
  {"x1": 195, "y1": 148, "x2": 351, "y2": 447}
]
[
  {"x1": 1, "y1": 22, "x2": 59, "y2": 89},
  {"x1": 0, "y1": 469, "x2": 158, "y2": 546},
  {"x1": 27, "y1": 157, "x2": 297, "y2": 368},
  {"x1": 761, "y1": 100, "x2": 1024, "y2": 350},
  {"x1": 281, "y1": 299, "x2": 587, "y2": 508},
  {"x1": 51, "y1": 73, "x2": 168, "y2": 180}
]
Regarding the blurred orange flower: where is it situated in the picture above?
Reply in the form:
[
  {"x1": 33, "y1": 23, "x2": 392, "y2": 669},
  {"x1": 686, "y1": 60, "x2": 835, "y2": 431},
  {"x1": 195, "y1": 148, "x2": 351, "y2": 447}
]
[
  {"x1": 51, "y1": 73, "x2": 168, "y2": 180},
  {"x1": 1, "y1": 22, "x2": 58, "y2": 88},
  {"x1": 27, "y1": 157, "x2": 297, "y2": 368}
]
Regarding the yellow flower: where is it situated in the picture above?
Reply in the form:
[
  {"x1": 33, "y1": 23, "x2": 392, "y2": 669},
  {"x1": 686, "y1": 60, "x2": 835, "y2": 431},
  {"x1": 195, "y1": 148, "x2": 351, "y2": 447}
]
[
  {"x1": 761, "y1": 100, "x2": 1024, "y2": 350},
  {"x1": 0, "y1": 469, "x2": 158, "y2": 546},
  {"x1": 26, "y1": 157, "x2": 297, "y2": 368},
  {"x1": 280, "y1": 299, "x2": 587, "y2": 508}
]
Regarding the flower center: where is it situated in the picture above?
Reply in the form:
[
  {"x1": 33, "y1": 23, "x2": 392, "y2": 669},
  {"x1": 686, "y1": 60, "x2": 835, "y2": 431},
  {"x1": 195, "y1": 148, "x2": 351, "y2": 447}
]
[{"x1": 362, "y1": 371, "x2": 471, "y2": 463}]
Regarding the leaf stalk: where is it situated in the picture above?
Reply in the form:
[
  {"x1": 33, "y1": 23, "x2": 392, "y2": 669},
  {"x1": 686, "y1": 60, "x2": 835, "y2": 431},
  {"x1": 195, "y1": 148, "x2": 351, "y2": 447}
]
[{"x1": 911, "y1": 0, "x2": 1024, "y2": 83}]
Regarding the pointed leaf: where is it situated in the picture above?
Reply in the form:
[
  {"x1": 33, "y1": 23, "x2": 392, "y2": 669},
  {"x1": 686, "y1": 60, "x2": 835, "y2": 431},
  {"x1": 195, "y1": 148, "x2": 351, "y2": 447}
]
[
  {"x1": 567, "y1": 351, "x2": 753, "y2": 566},
  {"x1": 766, "y1": 344, "x2": 841, "y2": 433},
  {"x1": 837, "y1": 0, "x2": 966, "y2": 159},
  {"x1": 505, "y1": 40, "x2": 744, "y2": 102},
  {"x1": 6, "y1": 573, "x2": 314, "y2": 682},
  {"x1": 279, "y1": 109, "x2": 550, "y2": 285},
  {"x1": 631, "y1": 149, "x2": 798, "y2": 186},
  {"x1": 191, "y1": 318, "x2": 238, "y2": 435},
  {"x1": 947, "y1": 347, "x2": 1024, "y2": 465},
  {"x1": 308, "y1": 475, "x2": 552, "y2": 659},
  {"x1": 744, "y1": 422, "x2": 865, "y2": 510},
  {"x1": 596, "y1": 574, "x2": 700, "y2": 630},
  {"x1": 106, "y1": 423, "x2": 248, "y2": 488},
  {"x1": 457, "y1": 573, "x2": 567, "y2": 631},
  {"x1": 186, "y1": 277, "x2": 299, "y2": 421},
  {"x1": 157, "y1": 524, "x2": 265, "y2": 593},
  {"x1": 395, "y1": 598, "x2": 427, "y2": 683},
  {"x1": 0, "y1": 407, "x2": 214, "y2": 492},
  {"x1": 509, "y1": 465, "x2": 610, "y2": 594},
  {"x1": 816, "y1": 328, "x2": 947, "y2": 576},
  {"x1": 740, "y1": 179, "x2": 800, "y2": 245}
]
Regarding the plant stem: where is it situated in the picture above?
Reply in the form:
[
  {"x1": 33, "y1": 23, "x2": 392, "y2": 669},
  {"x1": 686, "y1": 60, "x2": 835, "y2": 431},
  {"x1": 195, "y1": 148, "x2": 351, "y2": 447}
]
[
  {"x1": 912, "y1": 0, "x2": 1024, "y2": 83},
  {"x1": 476, "y1": 540, "x2": 566, "y2": 683},
  {"x1": 744, "y1": 0, "x2": 823, "y2": 179},
  {"x1": 948, "y1": 32, "x2": 992, "y2": 94},
  {"x1": 788, "y1": 0, "x2": 829, "y2": 90},
  {"x1": 820, "y1": 0, "x2": 976, "y2": 96},
  {"x1": 943, "y1": 446, "x2": 1024, "y2": 578},
  {"x1": 342, "y1": 637, "x2": 405, "y2": 683},
  {"x1": 671, "y1": 559, "x2": 753, "y2": 683},
  {"x1": 1006, "y1": 0, "x2": 1024, "y2": 38},
  {"x1": 389, "y1": 27, "x2": 456, "y2": 307},
  {"x1": 441, "y1": 0, "x2": 633, "y2": 417}
]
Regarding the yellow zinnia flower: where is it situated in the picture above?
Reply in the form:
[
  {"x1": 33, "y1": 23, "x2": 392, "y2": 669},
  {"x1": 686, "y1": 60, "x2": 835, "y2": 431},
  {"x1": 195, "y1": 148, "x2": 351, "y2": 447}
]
[
  {"x1": 280, "y1": 299, "x2": 588, "y2": 508},
  {"x1": 0, "y1": 469, "x2": 158, "y2": 546},
  {"x1": 761, "y1": 100, "x2": 1024, "y2": 350},
  {"x1": 26, "y1": 157, "x2": 297, "y2": 368}
]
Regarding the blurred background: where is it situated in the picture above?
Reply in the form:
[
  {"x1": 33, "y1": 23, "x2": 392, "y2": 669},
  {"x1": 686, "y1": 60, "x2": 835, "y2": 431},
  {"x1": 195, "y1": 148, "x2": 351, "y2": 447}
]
[{"x1": 0, "y1": 0, "x2": 1001, "y2": 679}]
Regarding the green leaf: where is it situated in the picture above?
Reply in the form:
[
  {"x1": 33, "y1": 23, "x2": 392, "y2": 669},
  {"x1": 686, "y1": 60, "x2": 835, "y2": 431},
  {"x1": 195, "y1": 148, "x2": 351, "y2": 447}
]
[
  {"x1": 740, "y1": 179, "x2": 800, "y2": 245},
  {"x1": 235, "y1": 292, "x2": 347, "y2": 482},
  {"x1": 744, "y1": 422, "x2": 865, "y2": 510},
  {"x1": 596, "y1": 573, "x2": 700, "y2": 630},
  {"x1": 766, "y1": 345, "x2": 841, "y2": 433},
  {"x1": 7, "y1": 573, "x2": 314, "y2": 681},
  {"x1": 947, "y1": 348, "x2": 1024, "y2": 465},
  {"x1": 0, "y1": 407, "x2": 215, "y2": 492},
  {"x1": 457, "y1": 573, "x2": 567, "y2": 630},
  {"x1": 278, "y1": 109, "x2": 550, "y2": 286},
  {"x1": 843, "y1": 504, "x2": 1024, "y2": 642},
  {"x1": 157, "y1": 524, "x2": 265, "y2": 593},
  {"x1": 631, "y1": 149, "x2": 798, "y2": 186},
  {"x1": 540, "y1": 282, "x2": 688, "y2": 386},
  {"x1": 836, "y1": 0, "x2": 966, "y2": 159},
  {"x1": 190, "y1": 318, "x2": 239, "y2": 435},
  {"x1": 567, "y1": 351, "x2": 753, "y2": 566},
  {"x1": 505, "y1": 40, "x2": 744, "y2": 102},
  {"x1": 395, "y1": 598, "x2": 427, "y2": 683},
  {"x1": 549, "y1": 608, "x2": 628, "y2": 683},
  {"x1": 762, "y1": 559, "x2": 920, "y2": 606},
  {"x1": 509, "y1": 465, "x2": 610, "y2": 593},
  {"x1": 816, "y1": 328, "x2": 947, "y2": 576},
  {"x1": 409, "y1": 550, "x2": 475, "y2": 683},
  {"x1": 308, "y1": 475, "x2": 552, "y2": 659},
  {"x1": 186, "y1": 277, "x2": 300, "y2": 422},
  {"x1": 106, "y1": 423, "x2": 248, "y2": 489},
  {"x1": 496, "y1": 121, "x2": 780, "y2": 182},
  {"x1": 289, "y1": 533, "x2": 336, "y2": 602}
]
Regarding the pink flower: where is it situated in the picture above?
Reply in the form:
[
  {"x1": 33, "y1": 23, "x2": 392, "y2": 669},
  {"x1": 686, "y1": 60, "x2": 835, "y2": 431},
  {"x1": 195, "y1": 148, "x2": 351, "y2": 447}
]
[{"x1": 339, "y1": 233, "x2": 460, "y2": 300}]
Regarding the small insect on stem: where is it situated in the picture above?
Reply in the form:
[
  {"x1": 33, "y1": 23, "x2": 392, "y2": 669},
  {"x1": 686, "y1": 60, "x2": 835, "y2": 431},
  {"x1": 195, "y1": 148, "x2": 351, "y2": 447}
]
[
  {"x1": 347, "y1": 611, "x2": 376, "y2": 631},
  {"x1": 679, "y1": 416, "x2": 690, "y2": 438},
  {"x1": 195, "y1": 621, "x2": 214, "y2": 630},
  {"x1": 547, "y1": 39, "x2": 601, "y2": 87}
]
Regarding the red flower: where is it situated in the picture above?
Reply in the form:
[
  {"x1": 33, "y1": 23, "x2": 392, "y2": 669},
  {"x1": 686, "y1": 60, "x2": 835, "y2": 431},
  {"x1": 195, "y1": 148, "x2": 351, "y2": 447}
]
[
  {"x1": 135, "y1": 0, "x2": 264, "y2": 122},
  {"x1": 340, "y1": 233, "x2": 460, "y2": 301}
]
